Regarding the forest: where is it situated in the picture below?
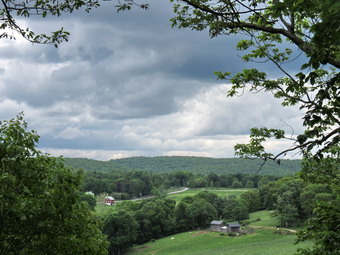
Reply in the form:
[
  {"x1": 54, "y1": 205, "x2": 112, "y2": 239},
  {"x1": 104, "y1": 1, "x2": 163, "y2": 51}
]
[
  {"x1": 79, "y1": 166, "x2": 280, "y2": 198},
  {"x1": 65, "y1": 156, "x2": 299, "y2": 199},
  {"x1": 64, "y1": 156, "x2": 301, "y2": 176}
]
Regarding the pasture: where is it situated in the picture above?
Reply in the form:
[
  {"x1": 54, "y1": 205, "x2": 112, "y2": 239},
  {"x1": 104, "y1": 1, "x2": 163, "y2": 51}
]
[
  {"x1": 94, "y1": 193, "x2": 117, "y2": 216},
  {"x1": 126, "y1": 228, "x2": 311, "y2": 255},
  {"x1": 243, "y1": 210, "x2": 280, "y2": 227},
  {"x1": 167, "y1": 188, "x2": 248, "y2": 201}
]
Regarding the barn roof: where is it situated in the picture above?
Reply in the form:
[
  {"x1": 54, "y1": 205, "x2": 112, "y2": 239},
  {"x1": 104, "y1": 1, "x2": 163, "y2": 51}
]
[
  {"x1": 105, "y1": 196, "x2": 115, "y2": 200},
  {"x1": 210, "y1": 220, "x2": 225, "y2": 225},
  {"x1": 227, "y1": 222, "x2": 240, "y2": 228}
]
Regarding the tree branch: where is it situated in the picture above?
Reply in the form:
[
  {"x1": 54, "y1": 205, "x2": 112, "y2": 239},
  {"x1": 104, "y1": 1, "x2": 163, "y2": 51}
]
[{"x1": 179, "y1": 0, "x2": 340, "y2": 68}]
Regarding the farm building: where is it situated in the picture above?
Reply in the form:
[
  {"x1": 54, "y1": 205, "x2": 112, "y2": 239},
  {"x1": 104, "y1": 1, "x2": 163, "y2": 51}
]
[
  {"x1": 104, "y1": 196, "x2": 115, "y2": 205},
  {"x1": 210, "y1": 220, "x2": 241, "y2": 233},
  {"x1": 210, "y1": 220, "x2": 226, "y2": 232},
  {"x1": 225, "y1": 222, "x2": 241, "y2": 233}
]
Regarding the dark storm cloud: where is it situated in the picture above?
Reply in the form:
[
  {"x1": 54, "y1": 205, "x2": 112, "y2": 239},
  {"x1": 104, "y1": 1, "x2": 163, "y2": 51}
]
[
  {"x1": 0, "y1": 0, "x2": 249, "y2": 117},
  {"x1": 0, "y1": 0, "x2": 304, "y2": 159}
]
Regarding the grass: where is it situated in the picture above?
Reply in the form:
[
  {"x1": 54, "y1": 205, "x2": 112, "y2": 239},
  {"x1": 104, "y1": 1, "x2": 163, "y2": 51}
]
[
  {"x1": 93, "y1": 193, "x2": 117, "y2": 216},
  {"x1": 167, "y1": 188, "x2": 248, "y2": 202},
  {"x1": 126, "y1": 210, "x2": 311, "y2": 255},
  {"x1": 126, "y1": 229, "x2": 311, "y2": 255},
  {"x1": 94, "y1": 203, "x2": 117, "y2": 216},
  {"x1": 244, "y1": 210, "x2": 280, "y2": 227}
]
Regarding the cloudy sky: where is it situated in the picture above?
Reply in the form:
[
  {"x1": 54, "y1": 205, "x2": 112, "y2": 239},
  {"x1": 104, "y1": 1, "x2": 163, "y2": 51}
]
[{"x1": 0, "y1": 0, "x2": 305, "y2": 160}]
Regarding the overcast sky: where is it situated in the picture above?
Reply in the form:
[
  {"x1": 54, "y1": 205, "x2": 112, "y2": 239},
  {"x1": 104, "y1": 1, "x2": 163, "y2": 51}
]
[{"x1": 0, "y1": 0, "x2": 305, "y2": 160}]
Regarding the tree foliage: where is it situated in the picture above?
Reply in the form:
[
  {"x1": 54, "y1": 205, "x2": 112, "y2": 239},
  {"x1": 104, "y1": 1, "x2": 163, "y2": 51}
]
[
  {"x1": 0, "y1": 114, "x2": 108, "y2": 255},
  {"x1": 171, "y1": 2, "x2": 339, "y2": 253},
  {"x1": 103, "y1": 210, "x2": 139, "y2": 255},
  {"x1": 0, "y1": 0, "x2": 148, "y2": 46},
  {"x1": 65, "y1": 156, "x2": 301, "y2": 176},
  {"x1": 296, "y1": 147, "x2": 340, "y2": 255},
  {"x1": 171, "y1": 0, "x2": 339, "y2": 161}
]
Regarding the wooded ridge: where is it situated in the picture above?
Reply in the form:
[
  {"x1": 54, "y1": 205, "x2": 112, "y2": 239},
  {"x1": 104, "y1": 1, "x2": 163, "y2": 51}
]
[{"x1": 64, "y1": 156, "x2": 301, "y2": 176}]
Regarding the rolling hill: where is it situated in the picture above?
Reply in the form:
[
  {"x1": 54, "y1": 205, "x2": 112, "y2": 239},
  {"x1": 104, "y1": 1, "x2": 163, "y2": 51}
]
[{"x1": 64, "y1": 156, "x2": 301, "y2": 176}]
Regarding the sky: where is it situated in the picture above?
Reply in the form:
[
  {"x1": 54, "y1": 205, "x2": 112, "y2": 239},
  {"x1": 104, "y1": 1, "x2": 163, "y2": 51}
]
[{"x1": 0, "y1": 0, "x2": 305, "y2": 160}]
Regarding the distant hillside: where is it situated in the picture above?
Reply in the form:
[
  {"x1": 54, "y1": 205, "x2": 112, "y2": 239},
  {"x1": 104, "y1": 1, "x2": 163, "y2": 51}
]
[{"x1": 64, "y1": 156, "x2": 301, "y2": 177}]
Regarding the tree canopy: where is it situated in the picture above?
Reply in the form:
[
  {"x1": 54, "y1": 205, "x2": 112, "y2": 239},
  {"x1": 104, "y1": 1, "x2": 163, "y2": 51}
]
[
  {"x1": 0, "y1": 114, "x2": 108, "y2": 254},
  {"x1": 171, "y1": 0, "x2": 339, "y2": 161}
]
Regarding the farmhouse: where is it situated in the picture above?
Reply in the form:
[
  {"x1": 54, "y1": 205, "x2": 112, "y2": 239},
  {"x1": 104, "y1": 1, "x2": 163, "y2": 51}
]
[{"x1": 104, "y1": 196, "x2": 115, "y2": 205}]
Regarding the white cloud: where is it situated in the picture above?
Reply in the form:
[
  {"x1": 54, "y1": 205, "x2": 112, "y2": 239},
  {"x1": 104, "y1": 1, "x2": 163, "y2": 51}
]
[{"x1": 55, "y1": 127, "x2": 87, "y2": 140}]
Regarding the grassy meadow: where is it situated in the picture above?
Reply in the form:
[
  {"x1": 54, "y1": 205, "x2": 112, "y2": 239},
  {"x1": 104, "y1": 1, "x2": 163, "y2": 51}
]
[
  {"x1": 126, "y1": 210, "x2": 311, "y2": 255},
  {"x1": 243, "y1": 210, "x2": 280, "y2": 227},
  {"x1": 167, "y1": 188, "x2": 248, "y2": 201},
  {"x1": 126, "y1": 228, "x2": 311, "y2": 255},
  {"x1": 94, "y1": 193, "x2": 118, "y2": 216}
]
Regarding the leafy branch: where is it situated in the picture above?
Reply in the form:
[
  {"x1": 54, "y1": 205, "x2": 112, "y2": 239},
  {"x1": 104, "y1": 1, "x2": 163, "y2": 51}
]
[
  {"x1": 0, "y1": 0, "x2": 148, "y2": 46},
  {"x1": 171, "y1": 0, "x2": 340, "y2": 68}
]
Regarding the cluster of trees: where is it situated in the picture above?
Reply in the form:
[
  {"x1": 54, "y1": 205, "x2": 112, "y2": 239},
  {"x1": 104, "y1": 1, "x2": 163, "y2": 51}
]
[
  {"x1": 82, "y1": 169, "x2": 279, "y2": 198},
  {"x1": 259, "y1": 176, "x2": 337, "y2": 228},
  {"x1": 0, "y1": 114, "x2": 109, "y2": 255}
]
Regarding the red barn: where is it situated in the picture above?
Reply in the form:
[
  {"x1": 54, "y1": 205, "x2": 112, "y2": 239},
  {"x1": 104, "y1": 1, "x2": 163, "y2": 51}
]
[{"x1": 104, "y1": 196, "x2": 115, "y2": 205}]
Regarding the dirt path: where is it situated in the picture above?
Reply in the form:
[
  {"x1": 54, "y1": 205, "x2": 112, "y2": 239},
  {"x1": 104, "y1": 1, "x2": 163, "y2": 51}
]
[
  {"x1": 250, "y1": 225, "x2": 297, "y2": 233},
  {"x1": 167, "y1": 187, "x2": 189, "y2": 195}
]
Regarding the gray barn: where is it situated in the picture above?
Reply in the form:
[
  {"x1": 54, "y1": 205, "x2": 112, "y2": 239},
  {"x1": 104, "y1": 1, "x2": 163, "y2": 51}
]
[
  {"x1": 226, "y1": 222, "x2": 241, "y2": 233},
  {"x1": 210, "y1": 220, "x2": 241, "y2": 233},
  {"x1": 210, "y1": 220, "x2": 226, "y2": 232}
]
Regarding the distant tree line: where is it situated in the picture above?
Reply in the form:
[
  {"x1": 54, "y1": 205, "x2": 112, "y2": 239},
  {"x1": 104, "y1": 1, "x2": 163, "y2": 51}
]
[
  {"x1": 64, "y1": 156, "x2": 301, "y2": 176},
  {"x1": 81, "y1": 170, "x2": 279, "y2": 198}
]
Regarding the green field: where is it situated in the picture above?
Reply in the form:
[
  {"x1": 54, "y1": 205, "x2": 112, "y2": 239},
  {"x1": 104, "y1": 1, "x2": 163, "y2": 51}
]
[
  {"x1": 167, "y1": 188, "x2": 248, "y2": 201},
  {"x1": 126, "y1": 210, "x2": 310, "y2": 255},
  {"x1": 94, "y1": 193, "x2": 118, "y2": 216},
  {"x1": 244, "y1": 210, "x2": 280, "y2": 227},
  {"x1": 126, "y1": 228, "x2": 310, "y2": 255},
  {"x1": 94, "y1": 203, "x2": 117, "y2": 216}
]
